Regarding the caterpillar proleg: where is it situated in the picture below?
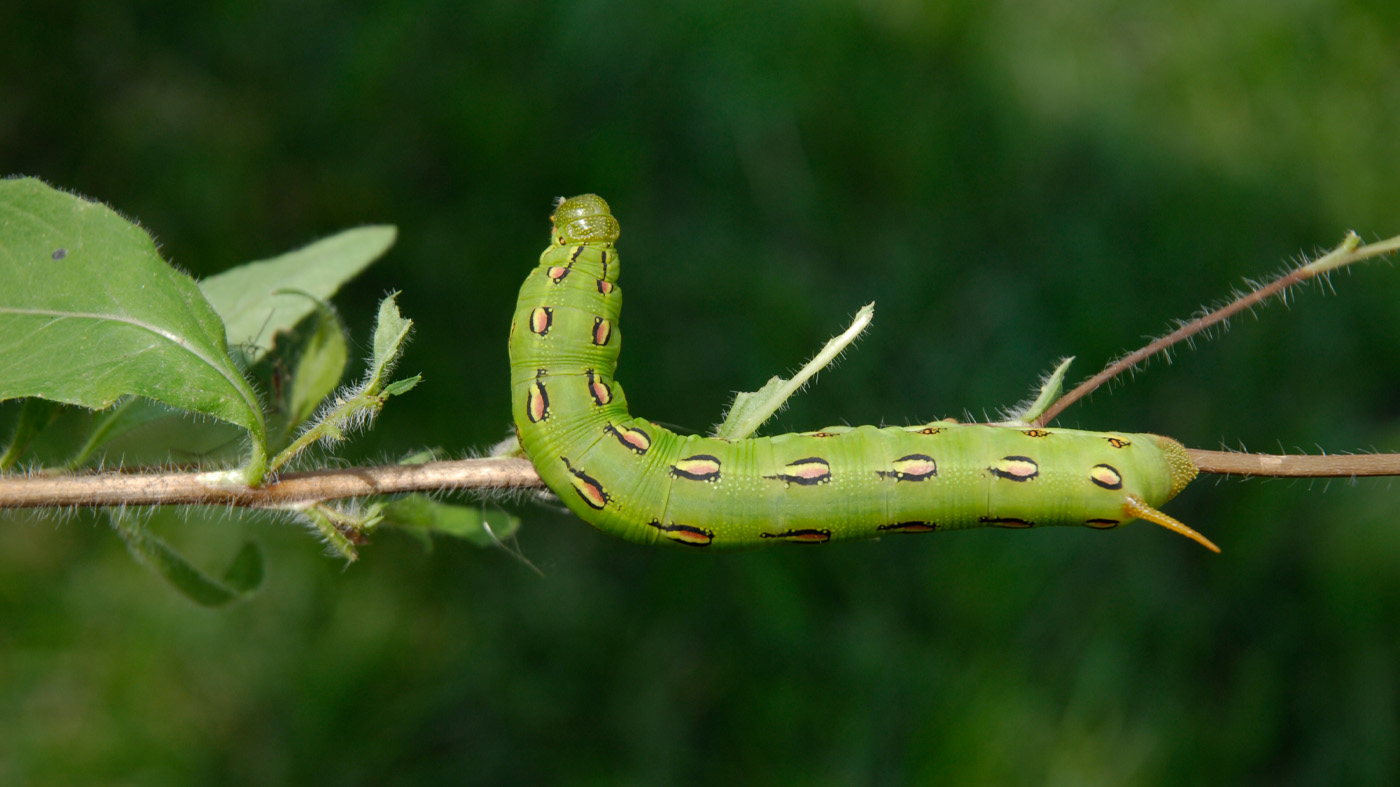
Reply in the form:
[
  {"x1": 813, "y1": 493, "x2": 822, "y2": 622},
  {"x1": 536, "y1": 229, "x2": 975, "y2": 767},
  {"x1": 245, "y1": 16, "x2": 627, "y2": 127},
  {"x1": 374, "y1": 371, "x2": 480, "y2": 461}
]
[{"x1": 511, "y1": 195, "x2": 1214, "y2": 551}]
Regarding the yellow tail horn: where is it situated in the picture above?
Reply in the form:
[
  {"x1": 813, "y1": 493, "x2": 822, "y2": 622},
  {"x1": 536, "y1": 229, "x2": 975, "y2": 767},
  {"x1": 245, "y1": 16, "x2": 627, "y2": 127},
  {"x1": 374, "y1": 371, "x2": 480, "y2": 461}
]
[{"x1": 1123, "y1": 495, "x2": 1220, "y2": 553}]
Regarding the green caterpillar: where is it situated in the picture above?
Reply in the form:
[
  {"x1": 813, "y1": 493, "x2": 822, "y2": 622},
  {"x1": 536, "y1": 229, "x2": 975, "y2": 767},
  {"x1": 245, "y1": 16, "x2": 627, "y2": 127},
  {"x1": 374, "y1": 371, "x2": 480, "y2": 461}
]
[{"x1": 510, "y1": 194, "x2": 1214, "y2": 551}]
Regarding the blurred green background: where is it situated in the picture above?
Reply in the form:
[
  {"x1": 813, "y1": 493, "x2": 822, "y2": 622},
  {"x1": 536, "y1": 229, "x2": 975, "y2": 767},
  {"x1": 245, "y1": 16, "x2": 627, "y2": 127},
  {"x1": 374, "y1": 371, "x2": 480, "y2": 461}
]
[{"x1": 4, "y1": 1, "x2": 1400, "y2": 783}]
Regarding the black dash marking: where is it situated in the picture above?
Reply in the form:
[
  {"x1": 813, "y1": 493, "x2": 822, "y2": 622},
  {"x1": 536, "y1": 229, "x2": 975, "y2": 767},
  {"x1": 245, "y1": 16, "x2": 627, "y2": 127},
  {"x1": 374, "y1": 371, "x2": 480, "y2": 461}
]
[
  {"x1": 758, "y1": 528, "x2": 831, "y2": 543},
  {"x1": 980, "y1": 516, "x2": 1035, "y2": 528}
]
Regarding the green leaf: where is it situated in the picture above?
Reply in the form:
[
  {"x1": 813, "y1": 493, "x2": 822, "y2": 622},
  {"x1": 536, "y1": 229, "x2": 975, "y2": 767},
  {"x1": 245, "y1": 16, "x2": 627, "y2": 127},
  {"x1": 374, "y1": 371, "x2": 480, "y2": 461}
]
[
  {"x1": 367, "y1": 292, "x2": 413, "y2": 389},
  {"x1": 0, "y1": 177, "x2": 268, "y2": 475},
  {"x1": 285, "y1": 302, "x2": 349, "y2": 433},
  {"x1": 198, "y1": 225, "x2": 396, "y2": 362},
  {"x1": 111, "y1": 511, "x2": 265, "y2": 607},
  {"x1": 381, "y1": 375, "x2": 421, "y2": 397},
  {"x1": 1002, "y1": 356, "x2": 1075, "y2": 425},
  {"x1": 381, "y1": 495, "x2": 521, "y2": 547},
  {"x1": 220, "y1": 542, "x2": 266, "y2": 593},
  {"x1": 301, "y1": 503, "x2": 365, "y2": 561},
  {"x1": 266, "y1": 293, "x2": 417, "y2": 472},
  {"x1": 715, "y1": 303, "x2": 874, "y2": 440}
]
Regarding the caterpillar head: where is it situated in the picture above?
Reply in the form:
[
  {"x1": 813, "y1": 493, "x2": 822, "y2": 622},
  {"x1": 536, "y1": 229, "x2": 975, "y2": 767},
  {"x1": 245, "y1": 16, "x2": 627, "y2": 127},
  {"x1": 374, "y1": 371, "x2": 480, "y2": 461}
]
[{"x1": 552, "y1": 194, "x2": 620, "y2": 245}]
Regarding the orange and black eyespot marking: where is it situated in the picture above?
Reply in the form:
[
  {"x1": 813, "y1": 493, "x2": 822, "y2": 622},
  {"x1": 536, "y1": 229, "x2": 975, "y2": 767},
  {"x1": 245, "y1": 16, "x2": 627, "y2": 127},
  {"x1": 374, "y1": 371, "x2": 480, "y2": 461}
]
[
  {"x1": 1021, "y1": 428, "x2": 1052, "y2": 438},
  {"x1": 547, "y1": 265, "x2": 571, "y2": 283},
  {"x1": 671, "y1": 454, "x2": 722, "y2": 482},
  {"x1": 1085, "y1": 518, "x2": 1120, "y2": 529},
  {"x1": 648, "y1": 520, "x2": 714, "y2": 547},
  {"x1": 989, "y1": 456, "x2": 1039, "y2": 481},
  {"x1": 1089, "y1": 463, "x2": 1124, "y2": 490},
  {"x1": 526, "y1": 373, "x2": 550, "y2": 423},
  {"x1": 877, "y1": 454, "x2": 938, "y2": 482},
  {"x1": 980, "y1": 516, "x2": 1035, "y2": 528},
  {"x1": 605, "y1": 423, "x2": 652, "y2": 454},
  {"x1": 764, "y1": 457, "x2": 833, "y2": 486},
  {"x1": 592, "y1": 316, "x2": 612, "y2": 346},
  {"x1": 1105, "y1": 437, "x2": 1131, "y2": 449},
  {"x1": 596, "y1": 279, "x2": 614, "y2": 295},
  {"x1": 907, "y1": 426, "x2": 946, "y2": 436},
  {"x1": 759, "y1": 528, "x2": 832, "y2": 544},
  {"x1": 877, "y1": 521, "x2": 938, "y2": 534},
  {"x1": 560, "y1": 457, "x2": 609, "y2": 510},
  {"x1": 529, "y1": 306, "x2": 553, "y2": 336},
  {"x1": 806, "y1": 431, "x2": 837, "y2": 438},
  {"x1": 586, "y1": 369, "x2": 613, "y2": 406}
]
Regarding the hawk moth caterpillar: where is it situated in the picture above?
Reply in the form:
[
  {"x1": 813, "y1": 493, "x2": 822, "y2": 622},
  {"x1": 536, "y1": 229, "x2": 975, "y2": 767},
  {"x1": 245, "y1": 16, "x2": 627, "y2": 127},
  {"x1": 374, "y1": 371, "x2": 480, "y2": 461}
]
[{"x1": 510, "y1": 194, "x2": 1213, "y2": 551}]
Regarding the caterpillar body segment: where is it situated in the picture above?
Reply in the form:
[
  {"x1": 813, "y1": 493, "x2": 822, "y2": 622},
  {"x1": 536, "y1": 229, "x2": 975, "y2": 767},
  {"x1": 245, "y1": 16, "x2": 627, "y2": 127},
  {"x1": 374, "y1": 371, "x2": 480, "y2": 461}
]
[{"x1": 511, "y1": 195, "x2": 1208, "y2": 551}]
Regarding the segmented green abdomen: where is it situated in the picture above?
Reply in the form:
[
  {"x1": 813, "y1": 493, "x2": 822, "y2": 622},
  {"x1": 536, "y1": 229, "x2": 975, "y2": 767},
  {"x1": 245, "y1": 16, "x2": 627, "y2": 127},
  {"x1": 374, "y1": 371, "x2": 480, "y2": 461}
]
[{"x1": 511, "y1": 195, "x2": 1202, "y2": 551}]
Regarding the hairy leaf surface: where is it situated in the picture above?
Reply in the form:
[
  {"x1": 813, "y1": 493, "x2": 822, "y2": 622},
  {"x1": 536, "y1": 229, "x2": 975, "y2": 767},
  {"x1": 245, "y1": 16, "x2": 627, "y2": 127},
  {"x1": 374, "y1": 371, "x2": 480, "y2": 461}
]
[{"x1": 0, "y1": 178, "x2": 266, "y2": 450}]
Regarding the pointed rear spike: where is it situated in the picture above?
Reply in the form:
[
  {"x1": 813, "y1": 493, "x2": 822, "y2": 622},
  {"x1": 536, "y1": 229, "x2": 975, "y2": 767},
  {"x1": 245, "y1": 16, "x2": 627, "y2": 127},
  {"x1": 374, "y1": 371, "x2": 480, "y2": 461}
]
[{"x1": 1122, "y1": 494, "x2": 1221, "y2": 553}]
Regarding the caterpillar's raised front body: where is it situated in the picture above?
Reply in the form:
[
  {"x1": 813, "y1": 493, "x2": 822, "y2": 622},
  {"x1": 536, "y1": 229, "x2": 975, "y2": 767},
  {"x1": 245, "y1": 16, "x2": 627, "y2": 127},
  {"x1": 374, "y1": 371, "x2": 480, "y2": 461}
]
[{"x1": 511, "y1": 195, "x2": 1206, "y2": 551}]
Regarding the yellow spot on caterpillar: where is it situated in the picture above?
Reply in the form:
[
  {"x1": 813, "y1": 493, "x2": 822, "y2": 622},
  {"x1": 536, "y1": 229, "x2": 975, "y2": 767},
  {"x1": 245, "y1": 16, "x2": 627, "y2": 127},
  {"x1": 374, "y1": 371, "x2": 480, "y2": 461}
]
[
  {"x1": 529, "y1": 306, "x2": 553, "y2": 335},
  {"x1": 671, "y1": 455, "x2": 722, "y2": 482},
  {"x1": 586, "y1": 370, "x2": 612, "y2": 406},
  {"x1": 527, "y1": 378, "x2": 550, "y2": 423},
  {"x1": 989, "y1": 456, "x2": 1039, "y2": 481},
  {"x1": 1021, "y1": 429, "x2": 1052, "y2": 438},
  {"x1": 878, "y1": 454, "x2": 938, "y2": 481},
  {"x1": 1089, "y1": 464, "x2": 1124, "y2": 490},
  {"x1": 592, "y1": 316, "x2": 612, "y2": 345},
  {"x1": 765, "y1": 457, "x2": 832, "y2": 486},
  {"x1": 605, "y1": 424, "x2": 651, "y2": 454},
  {"x1": 561, "y1": 458, "x2": 609, "y2": 510},
  {"x1": 649, "y1": 520, "x2": 714, "y2": 547}
]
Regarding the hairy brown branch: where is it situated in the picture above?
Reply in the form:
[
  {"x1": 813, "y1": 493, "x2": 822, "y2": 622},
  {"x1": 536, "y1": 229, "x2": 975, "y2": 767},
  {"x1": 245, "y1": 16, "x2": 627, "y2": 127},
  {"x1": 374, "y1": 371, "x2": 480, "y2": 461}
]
[
  {"x1": 4, "y1": 448, "x2": 1400, "y2": 512},
  {"x1": 0, "y1": 458, "x2": 545, "y2": 509},
  {"x1": 1035, "y1": 232, "x2": 1399, "y2": 426},
  {"x1": 6, "y1": 448, "x2": 1400, "y2": 513},
  {"x1": 1187, "y1": 449, "x2": 1400, "y2": 478}
]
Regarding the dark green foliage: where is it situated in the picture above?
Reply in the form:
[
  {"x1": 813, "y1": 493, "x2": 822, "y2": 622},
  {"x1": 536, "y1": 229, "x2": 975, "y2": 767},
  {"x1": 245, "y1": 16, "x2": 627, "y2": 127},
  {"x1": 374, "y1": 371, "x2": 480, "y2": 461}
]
[{"x1": 3, "y1": 1, "x2": 1399, "y2": 784}]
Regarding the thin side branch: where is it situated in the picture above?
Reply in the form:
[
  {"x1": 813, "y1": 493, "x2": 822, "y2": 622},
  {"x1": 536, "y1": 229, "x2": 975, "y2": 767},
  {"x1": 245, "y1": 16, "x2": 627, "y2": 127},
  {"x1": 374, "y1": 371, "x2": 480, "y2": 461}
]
[
  {"x1": 1187, "y1": 449, "x2": 1400, "y2": 478},
  {"x1": 1035, "y1": 231, "x2": 1400, "y2": 426},
  {"x1": 0, "y1": 458, "x2": 544, "y2": 509}
]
